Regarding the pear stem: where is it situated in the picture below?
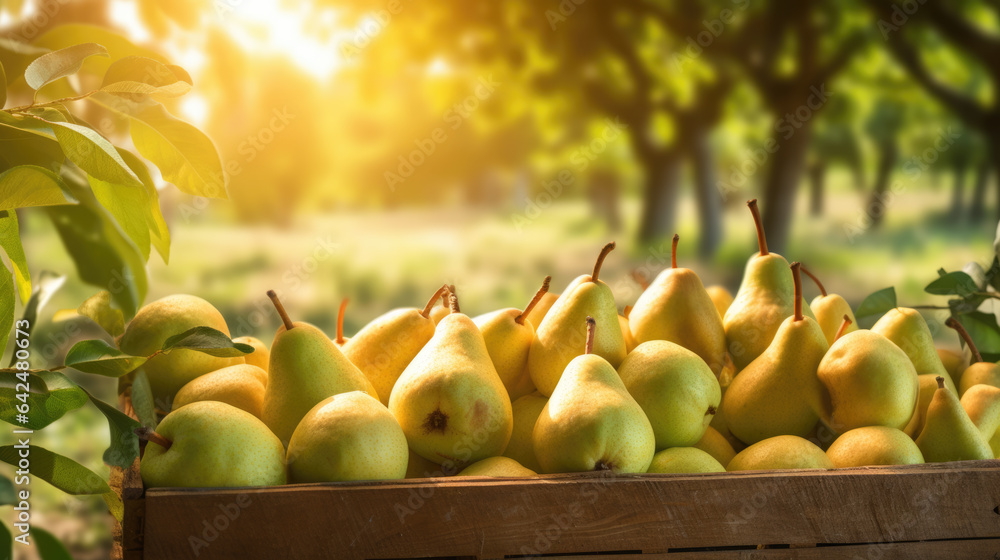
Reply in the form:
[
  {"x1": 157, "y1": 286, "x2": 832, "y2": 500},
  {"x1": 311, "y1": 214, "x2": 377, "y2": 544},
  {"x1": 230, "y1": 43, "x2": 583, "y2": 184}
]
[
  {"x1": 935, "y1": 376, "x2": 945, "y2": 390},
  {"x1": 630, "y1": 269, "x2": 650, "y2": 291},
  {"x1": 790, "y1": 262, "x2": 803, "y2": 322},
  {"x1": 585, "y1": 316, "x2": 596, "y2": 354},
  {"x1": 591, "y1": 242, "x2": 616, "y2": 283},
  {"x1": 449, "y1": 292, "x2": 461, "y2": 314},
  {"x1": 945, "y1": 316, "x2": 982, "y2": 363},
  {"x1": 800, "y1": 265, "x2": 827, "y2": 297},
  {"x1": 335, "y1": 298, "x2": 348, "y2": 344},
  {"x1": 747, "y1": 199, "x2": 769, "y2": 256},
  {"x1": 834, "y1": 314, "x2": 853, "y2": 341},
  {"x1": 623, "y1": 305, "x2": 633, "y2": 319},
  {"x1": 516, "y1": 276, "x2": 552, "y2": 325},
  {"x1": 671, "y1": 234, "x2": 679, "y2": 268},
  {"x1": 267, "y1": 290, "x2": 295, "y2": 331},
  {"x1": 134, "y1": 427, "x2": 172, "y2": 451},
  {"x1": 421, "y1": 285, "x2": 449, "y2": 318}
]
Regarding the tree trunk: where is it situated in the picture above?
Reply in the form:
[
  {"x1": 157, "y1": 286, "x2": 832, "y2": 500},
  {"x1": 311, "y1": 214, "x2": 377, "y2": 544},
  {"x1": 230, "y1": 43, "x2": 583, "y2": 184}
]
[
  {"x1": 689, "y1": 125, "x2": 723, "y2": 258},
  {"x1": 970, "y1": 158, "x2": 991, "y2": 222},
  {"x1": 808, "y1": 162, "x2": 825, "y2": 217},
  {"x1": 638, "y1": 151, "x2": 682, "y2": 243},
  {"x1": 948, "y1": 162, "x2": 968, "y2": 222},
  {"x1": 868, "y1": 142, "x2": 898, "y2": 229},
  {"x1": 760, "y1": 123, "x2": 813, "y2": 254}
]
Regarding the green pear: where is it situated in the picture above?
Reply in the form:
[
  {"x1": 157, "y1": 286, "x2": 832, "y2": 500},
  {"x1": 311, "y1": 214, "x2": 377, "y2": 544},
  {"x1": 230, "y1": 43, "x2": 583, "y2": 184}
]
[
  {"x1": 724, "y1": 200, "x2": 815, "y2": 370},
  {"x1": 817, "y1": 330, "x2": 919, "y2": 434},
  {"x1": 233, "y1": 336, "x2": 270, "y2": 375},
  {"x1": 722, "y1": 263, "x2": 828, "y2": 444},
  {"x1": 502, "y1": 392, "x2": 547, "y2": 473},
  {"x1": 474, "y1": 277, "x2": 550, "y2": 401},
  {"x1": 800, "y1": 266, "x2": 858, "y2": 345},
  {"x1": 727, "y1": 435, "x2": 833, "y2": 471},
  {"x1": 332, "y1": 297, "x2": 350, "y2": 349},
  {"x1": 961, "y1": 384, "x2": 1000, "y2": 448},
  {"x1": 389, "y1": 293, "x2": 513, "y2": 469},
  {"x1": 705, "y1": 285, "x2": 733, "y2": 319},
  {"x1": 286, "y1": 391, "x2": 408, "y2": 483},
  {"x1": 693, "y1": 426, "x2": 737, "y2": 467},
  {"x1": 533, "y1": 318, "x2": 655, "y2": 473},
  {"x1": 647, "y1": 447, "x2": 725, "y2": 474},
  {"x1": 119, "y1": 294, "x2": 243, "y2": 407},
  {"x1": 872, "y1": 308, "x2": 951, "y2": 382},
  {"x1": 903, "y1": 373, "x2": 959, "y2": 437},
  {"x1": 618, "y1": 340, "x2": 720, "y2": 449},
  {"x1": 916, "y1": 377, "x2": 993, "y2": 462},
  {"x1": 343, "y1": 286, "x2": 448, "y2": 405},
  {"x1": 528, "y1": 243, "x2": 627, "y2": 396},
  {"x1": 523, "y1": 290, "x2": 559, "y2": 329},
  {"x1": 138, "y1": 401, "x2": 285, "y2": 487},
  {"x1": 826, "y1": 426, "x2": 923, "y2": 467},
  {"x1": 261, "y1": 291, "x2": 378, "y2": 444},
  {"x1": 459, "y1": 456, "x2": 536, "y2": 477},
  {"x1": 629, "y1": 235, "x2": 727, "y2": 375},
  {"x1": 173, "y1": 364, "x2": 268, "y2": 417}
]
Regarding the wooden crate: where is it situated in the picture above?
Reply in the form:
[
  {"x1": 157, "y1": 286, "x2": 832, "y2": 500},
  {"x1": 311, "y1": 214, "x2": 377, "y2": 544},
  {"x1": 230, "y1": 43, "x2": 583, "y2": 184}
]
[{"x1": 112, "y1": 459, "x2": 1000, "y2": 559}]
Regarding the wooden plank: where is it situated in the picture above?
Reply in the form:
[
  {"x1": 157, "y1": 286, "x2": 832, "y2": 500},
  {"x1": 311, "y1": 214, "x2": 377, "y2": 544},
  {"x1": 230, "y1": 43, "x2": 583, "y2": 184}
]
[{"x1": 138, "y1": 460, "x2": 1000, "y2": 560}]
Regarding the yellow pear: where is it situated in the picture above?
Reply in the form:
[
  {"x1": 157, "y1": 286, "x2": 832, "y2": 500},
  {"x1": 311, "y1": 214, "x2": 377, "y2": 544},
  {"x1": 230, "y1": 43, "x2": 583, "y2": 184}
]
[
  {"x1": 343, "y1": 285, "x2": 448, "y2": 405},
  {"x1": 261, "y1": 291, "x2": 378, "y2": 444},
  {"x1": 826, "y1": 426, "x2": 923, "y2": 467},
  {"x1": 647, "y1": 447, "x2": 725, "y2": 474},
  {"x1": 903, "y1": 373, "x2": 959, "y2": 437},
  {"x1": 946, "y1": 316, "x2": 1000, "y2": 397},
  {"x1": 693, "y1": 426, "x2": 737, "y2": 467},
  {"x1": 727, "y1": 435, "x2": 833, "y2": 471},
  {"x1": 705, "y1": 285, "x2": 734, "y2": 319},
  {"x1": 459, "y1": 457, "x2": 536, "y2": 477},
  {"x1": 502, "y1": 392, "x2": 547, "y2": 472},
  {"x1": 916, "y1": 377, "x2": 993, "y2": 462},
  {"x1": 474, "y1": 277, "x2": 550, "y2": 401},
  {"x1": 528, "y1": 243, "x2": 627, "y2": 396},
  {"x1": 233, "y1": 336, "x2": 269, "y2": 374},
  {"x1": 533, "y1": 318, "x2": 655, "y2": 473},
  {"x1": 938, "y1": 347, "x2": 968, "y2": 384},
  {"x1": 800, "y1": 266, "x2": 858, "y2": 345},
  {"x1": 619, "y1": 307, "x2": 637, "y2": 353},
  {"x1": 961, "y1": 384, "x2": 1000, "y2": 451},
  {"x1": 332, "y1": 297, "x2": 350, "y2": 349},
  {"x1": 872, "y1": 308, "x2": 951, "y2": 383},
  {"x1": 523, "y1": 290, "x2": 559, "y2": 329},
  {"x1": 389, "y1": 293, "x2": 513, "y2": 469},
  {"x1": 629, "y1": 234, "x2": 727, "y2": 375},
  {"x1": 173, "y1": 364, "x2": 267, "y2": 417}
]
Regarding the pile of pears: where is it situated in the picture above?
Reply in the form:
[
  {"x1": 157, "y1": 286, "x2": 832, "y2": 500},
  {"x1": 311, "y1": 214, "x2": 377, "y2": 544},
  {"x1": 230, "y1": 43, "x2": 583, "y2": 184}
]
[{"x1": 135, "y1": 199, "x2": 1000, "y2": 489}]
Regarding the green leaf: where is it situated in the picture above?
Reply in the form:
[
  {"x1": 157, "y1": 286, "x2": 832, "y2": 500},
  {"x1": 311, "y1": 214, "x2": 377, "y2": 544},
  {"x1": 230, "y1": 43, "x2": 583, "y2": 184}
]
[
  {"x1": 101, "y1": 56, "x2": 193, "y2": 100},
  {"x1": 925, "y1": 271, "x2": 979, "y2": 298},
  {"x1": 48, "y1": 120, "x2": 142, "y2": 188},
  {"x1": 0, "y1": 521, "x2": 10, "y2": 560},
  {"x1": 855, "y1": 286, "x2": 897, "y2": 320},
  {"x1": 30, "y1": 526, "x2": 73, "y2": 560},
  {"x1": 162, "y1": 326, "x2": 255, "y2": 357},
  {"x1": 131, "y1": 369, "x2": 158, "y2": 428},
  {"x1": 956, "y1": 312, "x2": 1000, "y2": 363},
  {"x1": 88, "y1": 172, "x2": 151, "y2": 260},
  {"x1": 120, "y1": 149, "x2": 170, "y2": 262},
  {"x1": 34, "y1": 25, "x2": 165, "y2": 77},
  {"x1": 77, "y1": 291, "x2": 124, "y2": 338},
  {"x1": 0, "y1": 210, "x2": 29, "y2": 303},
  {"x1": 0, "y1": 445, "x2": 110, "y2": 495},
  {"x1": 103, "y1": 489, "x2": 124, "y2": 523},
  {"x1": 0, "y1": 474, "x2": 14, "y2": 506},
  {"x1": 0, "y1": 59, "x2": 7, "y2": 108},
  {"x1": 14, "y1": 272, "x2": 65, "y2": 349},
  {"x1": 0, "y1": 166, "x2": 73, "y2": 211},
  {"x1": 24, "y1": 43, "x2": 108, "y2": 90},
  {"x1": 64, "y1": 339, "x2": 147, "y2": 377},
  {"x1": 84, "y1": 389, "x2": 140, "y2": 468},
  {"x1": 0, "y1": 261, "x2": 13, "y2": 359},
  {"x1": 0, "y1": 371, "x2": 88, "y2": 430}
]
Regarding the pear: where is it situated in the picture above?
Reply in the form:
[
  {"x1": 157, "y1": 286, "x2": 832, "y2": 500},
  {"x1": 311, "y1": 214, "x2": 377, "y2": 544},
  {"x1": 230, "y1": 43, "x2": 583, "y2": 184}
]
[
  {"x1": 629, "y1": 234, "x2": 727, "y2": 375},
  {"x1": 286, "y1": 391, "x2": 408, "y2": 483},
  {"x1": 724, "y1": 200, "x2": 814, "y2": 370},
  {"x1": 817, "y1": 329, "x2": 919, "y2": 434},
  {"x1": 332, "y1": 297, "x2": 350, "y2": 349},
  {"x1": 693, "y1": 426, "x2": 737, "y2": 467},
  {"x1": 872, "y1": 308, "x2": 951, "y2": 383},
  {"x1": 619, "y1": 307, "x2": 637, "y2": 353},
  {"x1": 916, "y1": 377, "x2": 993, "y2": 462},
  {"x1": 523, "y1": 290, "x2": 559, "y2": 329},
  {"x1": 173, "y1": 364, "x2": 268, "y2": 417},
  {"x1": 533, "y1": 317, "x2": 655, "y2": 473},
  {"x1": 618, "y1": 340, "x2": 720, "y2": 449},
  {"x1": 119, "y1": 294, "x2": 243, "y2": 408},
  {"x1": 138, "y1": 401, "x2": 285, "y2": 487},
  {"x1": 960, "y1": 384, "x2": 1000, "y2": 444},
  {"x1": 389, "y1": 293, "x2": 513, "y2": 469},
  {"x1": 647, "y1": 447, "x2": 725, "y2": 474},
  {"x1": 233, "y1": 336, "x2": 270, "y2": 374},
  {"x1": 825, "y1": 426, "x2": 923, "y2": 467},
  {"x1": 708, "y1": 406, "x2": 747, "y2": 453},
  {"x1": 528, "y1": 243, "x2": 627, "y2": 396},
  {"x1": 938, "y1": 347, "x2": 968, "y2": 384},
  {"x1": 903, "y1": 373, "x2": 959, "y2": 437},
  {"x1": 800, "y1": 266, "x2": 858, "y2": 345},
  {"x1": 727, "y1": 435, "x2": 833, "y2": 471},
  {"x1": 459, "y1": 457, "x2": 536, "y2": 477},
  {"x1": 261, "y1": 291, "x2": 378, "y2": 444},
  {"x1": 945, "y1": 316, "x2": 1000, "y2": 397},
  {"x1": 721, "y1": 263, "x2": 828, "y2": 444},
  {"x1": 706, "y1": 285, "x2": 734, "y2": 319},
  {"x1": 474, "y1": 277, "x2": 550, "y2": 401},
  {"x1": 429, "y1": 286, "x2": 453, "y2": 325},
  {"x1": 343, "y1": 285, "x2": 448, "y2": 405},
  {"x1": 502, "y1": 392, "x2": 547, "y2": 472},
  {"x1": 406, "y1": 448, "x2": 448, "y2": 478}
]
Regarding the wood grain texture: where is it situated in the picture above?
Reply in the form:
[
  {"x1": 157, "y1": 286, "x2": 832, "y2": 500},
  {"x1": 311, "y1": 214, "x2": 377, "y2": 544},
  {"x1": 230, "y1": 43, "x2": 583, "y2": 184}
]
[{"x1": 136, "y1": 460, "x2": 1000, "y2": 560}]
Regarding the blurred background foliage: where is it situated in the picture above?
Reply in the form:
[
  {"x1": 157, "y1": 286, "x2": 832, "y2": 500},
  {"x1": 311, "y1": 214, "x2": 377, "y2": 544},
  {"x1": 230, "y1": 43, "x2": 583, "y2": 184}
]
[{"x1": 2, "y1": 0, "x2": 1000, "y2": 557}]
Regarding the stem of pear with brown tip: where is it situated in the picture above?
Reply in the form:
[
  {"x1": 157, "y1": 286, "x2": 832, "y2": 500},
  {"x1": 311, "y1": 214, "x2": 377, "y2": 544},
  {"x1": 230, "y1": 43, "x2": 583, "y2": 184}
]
[
  {"x1": 335, "y1": 298, "x2": 349, "y2": 344},
  {"x1": 945, "y1": 316, "x2": 983, "y2": 363},
  {"x1": 134, "y1": 427, "x2": 172, "y2": 451},
  {"x1": 591, "y1": 242, "x2": 616, "y2": 283},
  {"x1": 585, "y1": 316, "x2": 596, "y2": 354},
  {"x1": 449, "y1": 292, "x2": 461, "y2": 314},
  {"x1": 936, "y1": 376, "x2": 945, "y2": 390},
  {"x1": 834, "y1": 314, "x2": 853, "y2": 342},
  {"x1": 267, "y1": 290, "x2": 295, "y2": 331},
  {"x1": 420, "y1": 285, "x2": 449, "y2": 318},
  {"x1": 623, "y1": 305, "x2": 633, "y2": 319},
  {"x1": 747, "y1": 199, "x2": 768, "y2": 256},
  {"x1": 516, "y1": 276, "x2": 552, "y2": 325},
  {"x1": 790, "y1": 262, "x2": 803, "y2": 321},
  {"x1": 630, "y1": 270, "x2": 650, "y2": 291},
  {"x1": 800, "y1": 265, "x2": 827, "y2": 297},
  {"x1": 671, "y1": 234, "x2": 679, "y2": 268}
]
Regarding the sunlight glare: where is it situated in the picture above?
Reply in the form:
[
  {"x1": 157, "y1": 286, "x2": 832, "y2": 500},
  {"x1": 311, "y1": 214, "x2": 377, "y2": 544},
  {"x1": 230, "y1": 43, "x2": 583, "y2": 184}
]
[
  {"x1": 109, "y1": 0, "x2": 151, "y2": 43},
  {"x1": 180, "y1": 95, "x2": 209, "y2": 126}
]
